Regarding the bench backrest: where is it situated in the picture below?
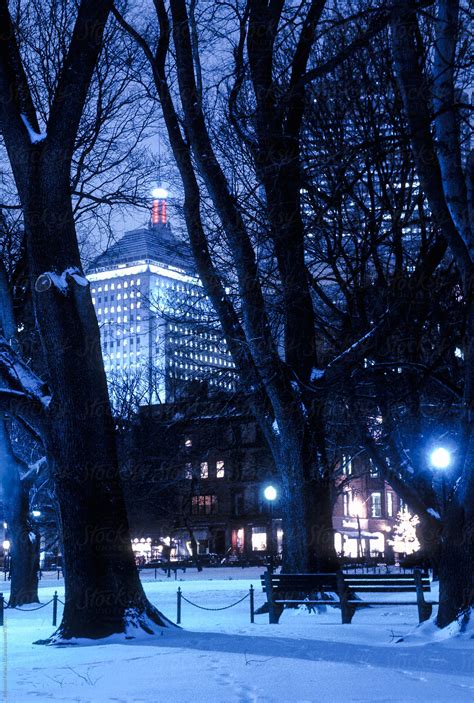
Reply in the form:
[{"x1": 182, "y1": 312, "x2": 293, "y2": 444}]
[
  {"x1": 261, "y1": 571, "x2": 431, "y2": 593},
  {"x1": 261, "y1": 573, "x2": 338, "y2": 593},
  {"x1": 342, "y1": 572, "x2": 431, "y2": 593}
]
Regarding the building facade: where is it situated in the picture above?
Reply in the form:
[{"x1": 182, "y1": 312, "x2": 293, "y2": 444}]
[
  {"x1": 123, "y1": 397, "x2": 408, "y2": 563},
  {"x1": 87, "y1": 197, "x2": 234, "y2": 404}
]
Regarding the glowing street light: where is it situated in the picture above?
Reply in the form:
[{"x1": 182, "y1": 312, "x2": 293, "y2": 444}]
[
  {"x1": 430, "y1": 447, "x2": 451, "y2": 470},
  {"x1": 264, "y1": 485, "x2": 277, "y2": 502},
  {"x1": 430, "y1": 446, "x2": 452, "y2": 512},
  {"x1": 351, "y1": 498, "x2": 364, "y2": 560},
  {"x1": 264, "y1": 485, "x2": 277, "y2": 571},
  {"x1": 31, "y1": 510, "x2": 42, "y2": 518}
]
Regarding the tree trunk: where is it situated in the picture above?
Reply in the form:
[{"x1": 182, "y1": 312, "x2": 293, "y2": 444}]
[
  {"x1": 437, "y1": 503, "x2": 474, "y2": 628},
  {"x1": 307, "y1": 476, "x2": 339, "y2": 572},
  {"x1": 9, "y1": 486, "x2": 40, "y2": 607},
  {"x1": 277, "y1": 427, "x2": 338, "y2": 573},
  {"x1": 24, "y1": 160, "x2": 172, "y2": 641},
  {"x1": 437, "y1": 299, "x2": 474, "y2": 627},
  {"x1": 0, "y1": 421, "x2": 39, "y2": 606}
]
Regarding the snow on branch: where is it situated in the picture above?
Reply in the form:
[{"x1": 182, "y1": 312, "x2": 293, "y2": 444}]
[
  {"x1": 34, "y1": 267, "x2": 89, "y2": 295},
  {"x1": 0, "y1": 337, "x2": 51, "y2": 407},
  {"x1": 20, "y1": 114, "x2": 47, "y2": 144},
  {"x1": 326, "y1": 319, "x2": 385, "y2": 376}
]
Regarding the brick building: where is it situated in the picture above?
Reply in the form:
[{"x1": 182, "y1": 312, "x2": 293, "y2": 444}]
[{"x1": 123, "y1": 397, "x2": 405, "y2": 563}]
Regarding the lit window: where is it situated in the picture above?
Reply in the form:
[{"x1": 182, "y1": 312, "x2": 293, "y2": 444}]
[
  {"x1": 191, "y1": 495, "x2": 217, "y2": 515},
  {"x1": 184, "y1": 463, "x2": 193, "y2": 480},
  {"x1": 216, "y1": 460, "x2": 225, "y2": 478},
  {"x1": 370, "y1": 492, "x2": 382, "y2": 518},
  {"x1": 341, "y1": 454, "x2": 352, "y2": 475},
  {"x1": 369, "y1": 459, "x2": 379, "y2": 477},
  {"x1": 185, "y1": 437, "x2": 192, "y2": 447},
  {"x1": 200, "y1": 462, "x2": 208, "y2": 479},
  {"x1": 387, "y1": 492, "x2": 394, "y2": 517},
  {"x1": 343, "y1": 492, "x2": 350, "y2": 517}
]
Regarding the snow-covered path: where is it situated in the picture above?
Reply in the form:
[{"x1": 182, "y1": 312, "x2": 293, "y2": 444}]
[{"x1": 1, "y1": 568, "x2": 473, "y2": 702}]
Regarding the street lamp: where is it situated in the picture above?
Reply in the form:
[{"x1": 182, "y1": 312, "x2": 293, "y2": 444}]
[
  {"x1": 264, "y1": 485, "x2": 277, "y2": 502},
  {"x1": 430, "y1": 447, "x2": 451, "y2": 470},
  {"x1": 351, "y1": 498, "x2": 364, "y2": 560},
  {"x1": 264, "y1": 485, "x2": 277, "y2": 571},
  {"x1": 430, "y1": 446, "x2": 452, "y2": 510},
  {"x1": 2, "y1": 540, "x2": 10, "y2": 574}
]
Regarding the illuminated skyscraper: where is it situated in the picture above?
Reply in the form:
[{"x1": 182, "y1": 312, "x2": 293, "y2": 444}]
[{"x1": 87, "y1": 190, "x2": 234, "y2": 404}]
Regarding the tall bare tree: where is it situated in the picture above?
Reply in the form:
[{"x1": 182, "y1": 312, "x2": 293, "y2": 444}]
[
  {"x1": 390, "y1": 0, "x2": 474, "y2": 628},
  {"x1": 0, "y1": 0, "x2": 171, "y2": 640}
]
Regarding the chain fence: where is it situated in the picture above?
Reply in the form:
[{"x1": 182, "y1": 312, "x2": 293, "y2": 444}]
[
  {"x1": 176, "y1": 585, "x2": 255, "y2": 624},
  {"x1": 0, "y1": 591, "x2": 61, "y2": 627}
]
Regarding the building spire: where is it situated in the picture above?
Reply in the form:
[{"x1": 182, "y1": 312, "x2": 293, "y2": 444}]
[{"x1": 151, "y1": 185, "x2": 169, "y2": 226}]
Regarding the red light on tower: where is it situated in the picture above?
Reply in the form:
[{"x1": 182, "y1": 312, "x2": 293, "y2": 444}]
[
  {"x1": 152, "y1": 199, "x2": 160, "y2": 225},
  {"x1": 151, "y1": 186, "x2": 169, "y2": 225}
]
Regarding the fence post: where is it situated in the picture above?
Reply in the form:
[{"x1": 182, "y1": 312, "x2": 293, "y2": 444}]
[
  {"x1": 177, "y1": 587, "x2": 182, "y2": 625},
  {"x1": 52, "y1": 591, "x2": 58, "y2": 627},
  {"x1": 0, "y1": 593, "x2": 3, "y2": 626},
  {"x1": 249, "y1": 584, "x2": 254, "y2": 624},
  {"x1": 57, "y1": 568, "x2": 60, "y2": 579}
]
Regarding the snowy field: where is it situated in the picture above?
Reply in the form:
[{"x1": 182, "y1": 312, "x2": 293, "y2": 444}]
[{"x1": 1, "y1": 567, "x2": 473, "y2": 703}]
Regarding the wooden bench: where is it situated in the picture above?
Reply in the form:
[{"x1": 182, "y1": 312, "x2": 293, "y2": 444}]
[
  {"x1": 261, "y1": 572, "x2": 339, "y2": 624},
  {"x1": 139, "y1": 561, "x2": 191, "y2": 579},
  {"x1": 261, "y1": 570, "x2": 436, "y2": 624},
  {"x1": 339, "y1": 571, "x2": 436, "y2": 624}
]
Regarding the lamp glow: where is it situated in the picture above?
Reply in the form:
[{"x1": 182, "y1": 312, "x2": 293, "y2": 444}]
[
  {"x1": 351, "y1": 498, "x2": 364, "y2": 518},
  {"x1": 151, "y1": 186, "x2": 169, "y2": 199},
  {"x1": 430, "y1": 447, "x2": 451, "y2": 470},
  {"x1": 264, "y1": 485, "x2": 277, "y2": 502},
  {"x1": 2, "y1": 540, "x2": 10, "y2": 551},
  {"x1": 31, "y1": 510, "x2": 41, "y2": 518}
]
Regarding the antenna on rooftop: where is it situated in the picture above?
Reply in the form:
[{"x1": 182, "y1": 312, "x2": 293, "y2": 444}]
[{"x1": 151, "y1": 184, "x2": 169, "y2": 226}]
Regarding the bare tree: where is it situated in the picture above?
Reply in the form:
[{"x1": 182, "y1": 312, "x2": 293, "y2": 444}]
[
  {"x1": 0, "y1": 0, "x2": 171, "y2": 640},
  {"x1": 389, "y1": 0, "x2": 474, "y2": 628}
]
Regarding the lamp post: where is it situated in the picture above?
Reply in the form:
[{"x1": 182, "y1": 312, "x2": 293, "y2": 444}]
[
  {"x1": 351, "y1": 499, "x2": 364, "y2": 560},
  {"x1": 264, "y1": 485, "x2": 277, "y2": 572},
  {"x1": 430, "y1": 446, "x2": 452, "y2": 511},
  {"x1": 2, "y1": 539, "x2": 10, "y2": 576}
]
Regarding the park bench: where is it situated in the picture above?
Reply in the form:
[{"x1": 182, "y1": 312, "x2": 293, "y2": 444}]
[
  {"x1": 261, "y1": 570, "x2": 435, "y2": 624},
  {"x1": 139, "y1": 561, "x2": 192, "y2": 579}
]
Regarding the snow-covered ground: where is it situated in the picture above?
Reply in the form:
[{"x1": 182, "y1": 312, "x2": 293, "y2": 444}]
[{"x1": 1, "y1": 568, "x2": 473, "y2": 702}]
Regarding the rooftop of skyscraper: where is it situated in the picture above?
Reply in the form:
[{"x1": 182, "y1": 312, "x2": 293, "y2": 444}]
[{"x1": 87, "y1": 220, "x2": 195, "y2": 275}]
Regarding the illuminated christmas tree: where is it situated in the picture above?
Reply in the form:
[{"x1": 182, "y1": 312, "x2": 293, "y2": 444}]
[{"x1": 389, "y1": 509, "x2": 420, "y2": 555}]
